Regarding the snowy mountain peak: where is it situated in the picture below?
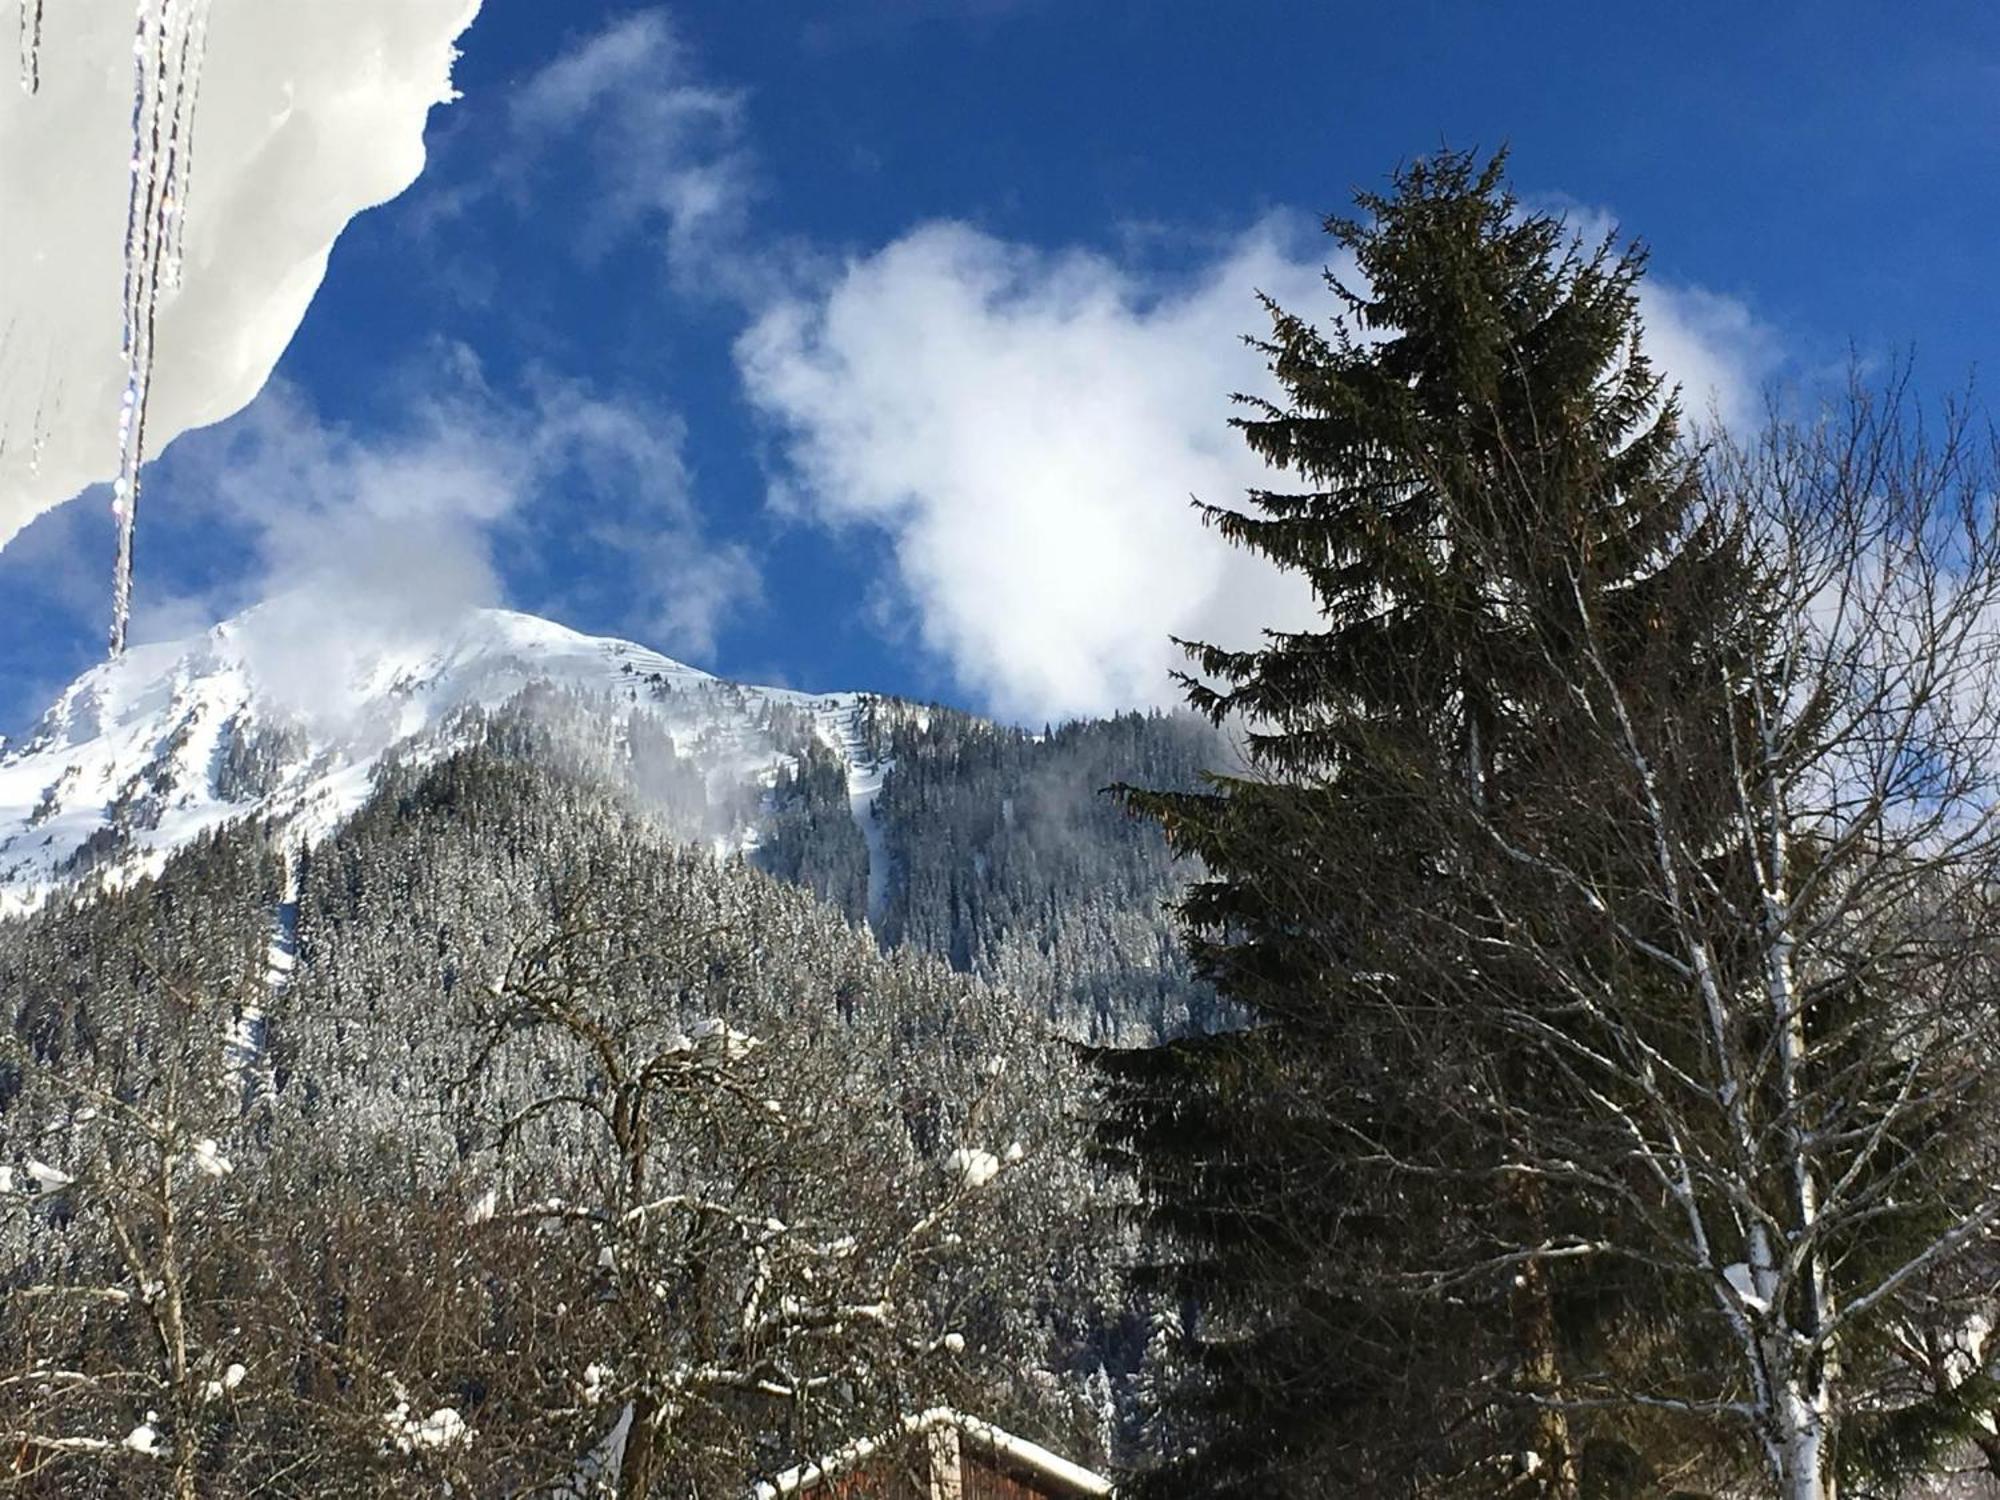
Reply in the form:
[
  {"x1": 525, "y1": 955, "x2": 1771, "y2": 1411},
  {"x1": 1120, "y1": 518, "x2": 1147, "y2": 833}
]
[{"x1": 0, "y1": 602, "x2": 876, "y2": 917}]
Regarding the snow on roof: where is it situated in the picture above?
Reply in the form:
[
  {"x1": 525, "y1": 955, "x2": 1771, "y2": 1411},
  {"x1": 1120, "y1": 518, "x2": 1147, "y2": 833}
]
[{"x1": 754, "y1": 1407, "x2": 1114, "y2": 1499}]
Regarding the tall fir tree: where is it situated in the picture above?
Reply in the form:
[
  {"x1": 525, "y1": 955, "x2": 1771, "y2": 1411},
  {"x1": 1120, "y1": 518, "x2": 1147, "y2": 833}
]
[{"x1": 1101, "y1": 149, "x2": 1758, "y2": 1497}]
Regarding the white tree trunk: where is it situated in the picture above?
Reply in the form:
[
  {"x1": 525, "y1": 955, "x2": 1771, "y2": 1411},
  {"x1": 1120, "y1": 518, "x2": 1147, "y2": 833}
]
[{"x1": 1773, "y1": 1371, "x2": 1834, "y2": 1500}]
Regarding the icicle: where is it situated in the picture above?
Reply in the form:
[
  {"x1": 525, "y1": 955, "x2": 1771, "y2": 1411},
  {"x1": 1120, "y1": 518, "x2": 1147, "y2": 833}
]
[
  {"x1": 162, "y1": 0, "x2": 212, "y2": 290},
  {"x1": 110, "y1": 0, "x2": 162, "y2": 657},
  {"x1": 17, "y1": 0, "x2": 42, "y2": 96},
  {"x1": 109, "y1": 0, "x2": 211, "y2": 656},
  {"x1": 27, "y1": 384, "x2": 46, "y2": 476}
]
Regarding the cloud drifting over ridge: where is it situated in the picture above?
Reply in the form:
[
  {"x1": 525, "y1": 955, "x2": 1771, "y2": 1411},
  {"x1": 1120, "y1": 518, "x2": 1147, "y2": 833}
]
[
  {"x1": 737, "y1": 214, "x2": 1781, "y2": 723},
  {"x1": 141, "y1": 355, "x2": 755, "y2": 664}
]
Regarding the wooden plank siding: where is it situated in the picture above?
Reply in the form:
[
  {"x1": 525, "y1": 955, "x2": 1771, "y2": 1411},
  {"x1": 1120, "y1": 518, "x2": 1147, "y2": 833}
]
[{"x1": 963, "y1": 1450, "x2": 1065, "y2": 1500}]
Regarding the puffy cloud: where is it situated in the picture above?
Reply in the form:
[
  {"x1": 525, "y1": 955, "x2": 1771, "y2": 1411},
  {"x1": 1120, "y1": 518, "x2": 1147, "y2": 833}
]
[
  {"x1": 1639, "y1": 281, "x2": 1781, "y2": 434},
  {"x1": 424, "y1": 9, "x2": 755, "y2": 289},
  {"x1": 143, "y1": 353, "x2": 755, "y2": 670},
  {"x1": 0, "y1": 0, "x2": 482, "y2": 552},
  {"x1": 738, "y1": 221, "x2": 1328, "y2": 722},
  {"x1": 1545, "y1": 201, "x2": 1782, "y2": 434},
  {"x1": 739, "y1": 214, "x2": 1780, "y2": 723}
]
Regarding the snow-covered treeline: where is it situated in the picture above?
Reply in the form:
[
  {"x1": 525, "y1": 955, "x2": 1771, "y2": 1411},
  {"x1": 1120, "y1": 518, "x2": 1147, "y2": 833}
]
[
  {"x1": 0, "y1": 740, "x2": 1146, "y2": 1496},
  {"x1": 2, "y1": 607, "x2": 1227, "y2": 1046}
]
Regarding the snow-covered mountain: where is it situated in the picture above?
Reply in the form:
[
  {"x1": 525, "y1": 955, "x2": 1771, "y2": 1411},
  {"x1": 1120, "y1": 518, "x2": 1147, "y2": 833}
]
[{"x1": 0, "y1": 600, "x2": 885, "y2": 918}]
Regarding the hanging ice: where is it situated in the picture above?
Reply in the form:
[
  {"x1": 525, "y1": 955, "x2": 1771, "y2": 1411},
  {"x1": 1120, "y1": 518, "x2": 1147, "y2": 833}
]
[
  {"x1": 162, "y1": 0, "x2": 211, "y2": 292},
  {"x1": 17, "y1": 0, "x2": 41, "y2": 95},
  {"x1": 110, "y1": 0, "x2": 213, "y2": 656}
]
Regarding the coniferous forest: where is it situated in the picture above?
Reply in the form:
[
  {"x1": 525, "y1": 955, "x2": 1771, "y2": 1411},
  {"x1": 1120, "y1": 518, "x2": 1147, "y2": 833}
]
[{"x1": 1, "y1": 730, "x2": 1146, "y2": 1495}]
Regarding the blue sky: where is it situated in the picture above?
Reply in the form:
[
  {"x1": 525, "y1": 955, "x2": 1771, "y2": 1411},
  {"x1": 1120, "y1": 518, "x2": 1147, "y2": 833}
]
[{"x1": 4, "y1": 0, "x2": 1997, "y2": 734}]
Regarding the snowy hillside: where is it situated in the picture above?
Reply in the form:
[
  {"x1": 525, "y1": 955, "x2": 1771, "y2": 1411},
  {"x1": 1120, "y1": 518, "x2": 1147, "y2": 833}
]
[{"x1": 0, "y1": 601, "x2": 889, "y2": 917}]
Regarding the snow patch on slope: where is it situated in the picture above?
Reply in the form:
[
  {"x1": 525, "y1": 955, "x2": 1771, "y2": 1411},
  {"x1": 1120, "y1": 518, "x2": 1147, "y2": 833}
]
[
  {"x1": 819, "y1": 697, "x2": 893, "y2": 931},
  {"x1": 224, "y1": 850, "x2": 296, "y2": 1106}
]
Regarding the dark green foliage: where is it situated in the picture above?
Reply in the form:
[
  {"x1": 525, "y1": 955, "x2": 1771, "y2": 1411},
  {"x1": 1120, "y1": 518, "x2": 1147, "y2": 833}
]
[
  {"x1": 4, "y1": 824, "x2": 279, "y2": 1036},
  {"x1": 359, "y1": 683, "x2": 1223, "y2": 1048},
  {"x1": 1103, "y1": 148, "x2": 1755, "y2": 1497},
  {"x1": 867, "y1": 706, "x2": 1226, "y2": 1043},
  {"x1": 215, "y1": 716, "x2": 311, "y2": 804},
  {"x1": 758, "y1": 739, "x2": 871, "y2": 923}
]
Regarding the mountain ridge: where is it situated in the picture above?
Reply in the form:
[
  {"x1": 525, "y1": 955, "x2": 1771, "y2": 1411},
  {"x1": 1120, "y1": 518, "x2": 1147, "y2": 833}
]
[
  {"x1": 0, "y1": 600, "x2": 871, "y2": 917},
  {"x1": 4, "y1": 596, "x2": 1224, "y2": 1043}
]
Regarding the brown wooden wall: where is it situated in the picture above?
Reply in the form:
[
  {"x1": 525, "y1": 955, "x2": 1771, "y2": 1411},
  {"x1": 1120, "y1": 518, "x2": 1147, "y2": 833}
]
[
  {"x1": 963, "y1": 1450, "x2": 1065, "y2": 1500},
  {"x1": 809, "y1": 1459, "x2": 925, "y2": 1498}
]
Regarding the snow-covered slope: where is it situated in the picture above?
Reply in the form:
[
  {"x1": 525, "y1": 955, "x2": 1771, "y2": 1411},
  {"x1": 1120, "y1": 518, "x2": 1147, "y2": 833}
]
[{"x1": 0, "y1": 602, "x2": 877, "y2": 918}]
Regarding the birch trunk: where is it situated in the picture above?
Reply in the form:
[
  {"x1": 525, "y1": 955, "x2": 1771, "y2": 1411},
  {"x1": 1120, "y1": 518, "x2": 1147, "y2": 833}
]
[{"x1": 1771, "y1": 1369, "x2": 1834, "y2": 1500}]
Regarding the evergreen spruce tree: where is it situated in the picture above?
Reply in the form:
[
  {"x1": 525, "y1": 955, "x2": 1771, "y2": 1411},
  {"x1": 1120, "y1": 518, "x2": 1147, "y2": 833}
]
[{"x1": 1101, "y1": 148, "x2": 1757, "y2": 1497}]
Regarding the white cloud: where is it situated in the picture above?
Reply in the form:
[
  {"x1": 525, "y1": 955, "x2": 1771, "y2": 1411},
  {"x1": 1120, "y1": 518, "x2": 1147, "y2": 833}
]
[
  {"x1": 738, "y1": 214, "x2": 1780, "y2": 723},
  {"x1": 105, "y1": 375, "x2": 528, "y2": 732},
  {"x1": 0, "y1": 0, "x2": 482, "y2": 553},
  {"x1": 1639, "y1": 281, "x2": 1781, "y2": 435},
  {"x1": 164, "y1": 377, "x2": 509, "y2": 634},
  {"x1": 510, "y1": 377, "x2": 760, "y2": 657},
  {"x1": 738, "y1": 220, "x2": 1329, "y2": 722},
  {"x1": 504, "y1": 10, "x2": 753, "y2": 287},
  {"x1": 1540, "y1": 200, "x2": 1782, "y2": 435},
  {"x1": 141, "y1": 355, "x2": 756, "y2": 666}
]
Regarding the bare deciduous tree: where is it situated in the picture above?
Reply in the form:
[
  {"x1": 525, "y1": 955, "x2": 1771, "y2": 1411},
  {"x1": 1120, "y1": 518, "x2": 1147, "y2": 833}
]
[
  {"x1": 0, "y1": 971, "x2": 256, "y2": 1499},
  {"x1": 1334, "y1": 377, "x2": 2000, "y2": 1500},
  {"x1": 454, "y1": 912, "x2": 1046, "y2": 1496}
]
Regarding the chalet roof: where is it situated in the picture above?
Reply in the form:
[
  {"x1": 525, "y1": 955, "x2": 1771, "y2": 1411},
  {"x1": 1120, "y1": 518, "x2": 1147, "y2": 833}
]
[{"x1": 753, "y1": 1407, "x2": 1114, "y2": 1499}]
